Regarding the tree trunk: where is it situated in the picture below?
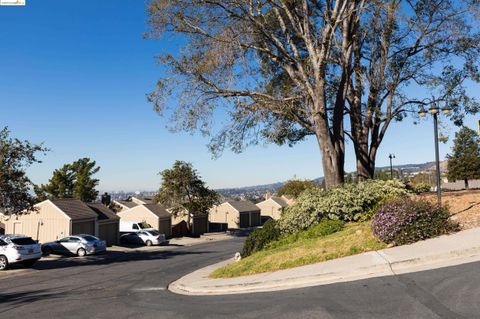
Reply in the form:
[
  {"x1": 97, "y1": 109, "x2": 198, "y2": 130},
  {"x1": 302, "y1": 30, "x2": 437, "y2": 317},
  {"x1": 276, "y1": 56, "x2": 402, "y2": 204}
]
[
  {"x1": 354, "y1": 139, "x2": 375, "y2": 182},
  {"x1": 465, "y1": 179, "x2": 469, "y2": 190},
  {"x1": 315, "y1": 132, "x2": 344, "y2": 189}
]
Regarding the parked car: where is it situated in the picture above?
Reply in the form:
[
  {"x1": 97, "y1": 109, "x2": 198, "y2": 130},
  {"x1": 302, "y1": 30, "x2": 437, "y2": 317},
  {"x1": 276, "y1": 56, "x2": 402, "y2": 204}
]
[
  {"x1": 120, "y1": 230, "x2": 167, "y2": 246},
  {"x1": 119, "y1": 221, "x2": 154, "y2": 233},
  {"x1": 42, "y1": 235, "x2": 106, "y2": 257},
  {"x1": 0, "y1": 235, "x2": 42, "y2": 270}
]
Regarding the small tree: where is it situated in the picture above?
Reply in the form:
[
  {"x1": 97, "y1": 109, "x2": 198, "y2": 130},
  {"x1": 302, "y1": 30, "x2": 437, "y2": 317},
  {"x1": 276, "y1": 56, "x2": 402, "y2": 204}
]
[
  {"x1": 0, "y1": 127, "x2": 47, "y2": 216},
  {"x1": 447, "y1": 127, "x2": 480, "y2": 189},
  {"x1": 156, "y1": 161, "x2": 219, "y2": 231},
  {"x1": 36, "y1": 158, "x2": 100, "y2": 202},
  {"x1": 277, "y1": 180, "x2": 317, "y2": 199}
]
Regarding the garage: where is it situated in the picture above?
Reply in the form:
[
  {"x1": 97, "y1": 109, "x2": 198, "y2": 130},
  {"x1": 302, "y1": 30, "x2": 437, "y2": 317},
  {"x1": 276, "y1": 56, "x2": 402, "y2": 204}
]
[
  {"x1": 239, "y1": 213, "x2": 250, "y2": 228},
  {"x1": 98, "y1": 222, "x2": 119, "y2": 246},
  {"x1": 72, "y1": 220, "x2": 95, "y2": 235},
  {"x1": 87, "y1": 203, "x2": 120, "y2": 246},
  {"x1": 158, "y1": 217, "x2": 172, "y2": 238}
]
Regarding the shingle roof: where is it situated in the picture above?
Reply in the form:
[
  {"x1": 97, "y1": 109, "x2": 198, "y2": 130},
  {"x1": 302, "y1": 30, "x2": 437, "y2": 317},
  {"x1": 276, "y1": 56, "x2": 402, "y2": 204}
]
[
  {"x1": 270, "y1": 196, "x2": 288, "y2": 208},
  {"x1": 116, "y1": 200, "x2": 138, "y2": 208},
  {"x1": 87, "y1": 203, "x2": 120, "y2": 221},
  {"x1": 226, "y1": 200, "x2": 260, "y2": 212},
  {"x1": 143, "y1": 204, "x2": 171, "y2": 218},
  {"x1": 51, "y1": 199, "x2": 98, "y2": 220}
]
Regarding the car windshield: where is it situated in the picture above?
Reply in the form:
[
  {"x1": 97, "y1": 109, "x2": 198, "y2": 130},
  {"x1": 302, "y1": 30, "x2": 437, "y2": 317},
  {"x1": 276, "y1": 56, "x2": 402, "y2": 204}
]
[
  {"x1": 139, "y1": 222, "x2": 152, "y2": 229},
  {"x1": 82, "y1": 235, "x2": 99, "y2": 242},
  {"x1": 147, "y1": 230, "x2": 160, "y2": 236},
  {"x1": 11, "y1": 237, "x2": 37, "y2": 245}
]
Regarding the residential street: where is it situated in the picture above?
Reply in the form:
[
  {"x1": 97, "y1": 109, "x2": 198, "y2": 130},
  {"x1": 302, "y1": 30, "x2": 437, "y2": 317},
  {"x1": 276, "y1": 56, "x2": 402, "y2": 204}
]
[{"x1": 0, "y1": 238, "x2": 479, "y2": 319}]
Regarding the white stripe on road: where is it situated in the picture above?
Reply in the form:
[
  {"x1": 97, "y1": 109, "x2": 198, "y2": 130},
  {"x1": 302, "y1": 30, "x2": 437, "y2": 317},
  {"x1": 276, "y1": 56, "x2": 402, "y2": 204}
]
[{"x1": 132, "y1": 287, "x2": 166, "y2": 292}]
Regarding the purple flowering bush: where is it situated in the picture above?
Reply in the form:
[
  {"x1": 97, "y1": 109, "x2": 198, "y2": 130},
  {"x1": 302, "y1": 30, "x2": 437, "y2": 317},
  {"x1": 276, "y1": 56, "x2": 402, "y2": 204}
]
[{"x1": 372, "y1": 197, "x2": 458, "y2": 245}]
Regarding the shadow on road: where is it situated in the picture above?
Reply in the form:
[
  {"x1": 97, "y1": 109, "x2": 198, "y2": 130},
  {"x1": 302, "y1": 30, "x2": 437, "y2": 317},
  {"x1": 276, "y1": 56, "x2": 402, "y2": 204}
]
[{"x1": 31, "y1": 249, "x2": 213, "y2": 271}]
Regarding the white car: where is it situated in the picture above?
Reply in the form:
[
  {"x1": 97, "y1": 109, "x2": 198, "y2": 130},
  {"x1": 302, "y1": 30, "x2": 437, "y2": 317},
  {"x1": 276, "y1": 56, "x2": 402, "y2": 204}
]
[
  {"x1": 0, "y1": 235, "x2": 42, "y2": 270},
  {"x1": 120, "y1": 230, "x2": 168, "y2": 246},
  {"x1": 119, "y1": 221, "x2": 154, "y2": 233}
]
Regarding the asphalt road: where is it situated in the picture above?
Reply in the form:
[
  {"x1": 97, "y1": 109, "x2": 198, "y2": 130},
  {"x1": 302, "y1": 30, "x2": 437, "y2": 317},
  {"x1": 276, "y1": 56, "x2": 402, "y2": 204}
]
[{"x1": 0, "y1": 238, "x2": 479, "y2": 319}]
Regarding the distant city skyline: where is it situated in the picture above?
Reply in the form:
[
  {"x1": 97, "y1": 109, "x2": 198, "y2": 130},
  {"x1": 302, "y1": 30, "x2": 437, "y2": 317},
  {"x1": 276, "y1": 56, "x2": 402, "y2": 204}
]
[{"x1": 2, "y1": 1, "x2": 479, "y2": 192}]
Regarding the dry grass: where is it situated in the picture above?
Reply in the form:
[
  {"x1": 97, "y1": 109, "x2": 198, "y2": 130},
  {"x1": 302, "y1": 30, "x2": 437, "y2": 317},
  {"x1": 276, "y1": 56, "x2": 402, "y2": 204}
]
[{"x1": 211, "y1": 221, "x2": 386, "y2": 278}]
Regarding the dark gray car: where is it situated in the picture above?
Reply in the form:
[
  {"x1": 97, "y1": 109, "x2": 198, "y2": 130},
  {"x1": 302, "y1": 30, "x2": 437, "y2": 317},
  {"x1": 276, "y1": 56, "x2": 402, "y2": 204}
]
[{"x1": 42, "y1": 235, "x2": 106, "y2": 257}]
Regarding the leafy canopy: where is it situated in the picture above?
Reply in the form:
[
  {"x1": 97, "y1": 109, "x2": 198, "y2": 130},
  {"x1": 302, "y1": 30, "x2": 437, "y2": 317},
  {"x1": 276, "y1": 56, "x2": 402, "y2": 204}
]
[
  {"x1": 277, "y1": 179, "x2": 317, "y2": 198},
  {"x1": 156, "y1": 161, "x2": 219, "y2": 222},
  {"x1": 447, "y1": 127, "x2": 480, "y2": 186},
  {"x1": 36, "y1": 158, "x2": 100, "y2": 202},
  {"x1": 0, "y1": 127, "x2": 47, "y2": 215}
]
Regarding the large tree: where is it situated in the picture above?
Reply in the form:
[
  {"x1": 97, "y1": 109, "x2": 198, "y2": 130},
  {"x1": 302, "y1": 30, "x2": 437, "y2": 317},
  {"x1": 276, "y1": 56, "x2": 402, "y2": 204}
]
[
  {"x1": 0, "y1": 127, "x2": 47, "y2": 216},
  {"x1": 447, "y1": 127, "x2": 480, "y2": 189},
  {"x1": 156, "y1": 161, "x2": 219, "y2": 231},
  {"x1": 147, "y1": 1, "x2": 480, "y2": 188},
  {"x1": 36, "y1": 158, "x2": 100, "y2": 202}
]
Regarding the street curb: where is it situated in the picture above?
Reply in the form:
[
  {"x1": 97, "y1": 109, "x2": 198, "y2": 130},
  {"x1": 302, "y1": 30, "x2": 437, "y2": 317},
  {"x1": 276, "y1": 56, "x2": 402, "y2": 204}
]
[{"x1": 168, "y1": 228, "x2": 480, "y2": 296}]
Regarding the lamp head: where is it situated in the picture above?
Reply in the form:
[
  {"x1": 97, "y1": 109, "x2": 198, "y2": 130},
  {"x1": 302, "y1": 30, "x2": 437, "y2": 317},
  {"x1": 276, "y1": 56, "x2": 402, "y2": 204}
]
[
  {"x1": 429, "y1": 103, "x2": 440, "y2": 115},
  {"x1": 418, "y1": 106, "x2": 428, "y2": 117}
]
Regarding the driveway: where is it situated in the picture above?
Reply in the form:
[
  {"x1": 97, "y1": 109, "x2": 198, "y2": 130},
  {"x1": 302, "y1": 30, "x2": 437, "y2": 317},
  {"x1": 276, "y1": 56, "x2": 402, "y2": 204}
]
[{"x1": 0, "y1": 237, "x2": 479, "y2": 318}]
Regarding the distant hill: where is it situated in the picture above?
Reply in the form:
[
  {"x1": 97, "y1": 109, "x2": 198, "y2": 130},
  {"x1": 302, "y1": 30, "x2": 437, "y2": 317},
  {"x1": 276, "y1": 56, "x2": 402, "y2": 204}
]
[{"x1": 216, "y1": 161, "x2": 446, "y2": 199}]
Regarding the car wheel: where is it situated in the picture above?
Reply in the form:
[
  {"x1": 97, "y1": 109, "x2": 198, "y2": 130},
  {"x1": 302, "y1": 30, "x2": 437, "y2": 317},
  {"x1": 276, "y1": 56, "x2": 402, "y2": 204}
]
[
  {"x1": 0, "y1": 256, "x2": 8, "y2": 271},
  {"x1": 42, "y1": 246, "x2": 53, "y2": 256},
  {"x1": 145, "y1": 240, "x2": 153, "y2": 246},
  {"x1": 77, "y1": 248, "x2": 87, "y2": 257},
  {"x1": 23, "y1": 260, "x2": 36, "y2": 268}
]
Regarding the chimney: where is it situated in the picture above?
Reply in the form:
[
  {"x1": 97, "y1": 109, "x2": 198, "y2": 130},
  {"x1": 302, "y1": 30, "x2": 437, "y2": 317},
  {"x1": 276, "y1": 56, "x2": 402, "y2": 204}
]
[
  {"x1": 101, "y1": 192, "x2": 111, "y2": 206},
  {"x1": 264, "y1": 192, "x2": 272, "y2": 200}
]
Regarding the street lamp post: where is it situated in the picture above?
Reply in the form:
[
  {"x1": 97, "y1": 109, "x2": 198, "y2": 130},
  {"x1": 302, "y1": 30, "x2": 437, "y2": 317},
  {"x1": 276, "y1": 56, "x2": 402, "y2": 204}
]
[
  {"x1": 418, "y1": 102, "x2": 452, "y2": 208},
  {"x1": 389, "y1": 154, "x2": 395, "y2": 179}
]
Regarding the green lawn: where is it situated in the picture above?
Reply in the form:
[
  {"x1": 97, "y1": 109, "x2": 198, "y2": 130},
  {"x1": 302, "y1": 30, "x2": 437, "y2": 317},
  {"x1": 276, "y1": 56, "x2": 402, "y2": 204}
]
[{"x1": 211, "y1": 221, "x2": 386, "y2": 278}]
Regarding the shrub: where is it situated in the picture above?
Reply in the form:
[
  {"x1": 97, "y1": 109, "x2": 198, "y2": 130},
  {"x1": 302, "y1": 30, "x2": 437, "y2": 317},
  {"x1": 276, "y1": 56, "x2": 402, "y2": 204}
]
[
  {"x1": 268, "y1": 219, "x2": 344, "y2": 250},
  {"x1": 241, "y1": 220, "x2": 280, "y2": 257},
  {"x1": 277, "y1": 180, "x2": 408, "y2": 234},
  {"x1": 371, "y1": 197, "x2": 458, "y2": 245},
  {"x1": 412, "y1": 182, "x2": 432, "y2": 194}
]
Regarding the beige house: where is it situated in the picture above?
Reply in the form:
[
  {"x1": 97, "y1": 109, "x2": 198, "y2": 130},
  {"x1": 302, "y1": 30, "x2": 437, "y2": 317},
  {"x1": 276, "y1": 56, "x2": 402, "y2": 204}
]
[
  {"x1": 113, "y1": 200, "x2": 138, "y2": 212},
  {"x1": 87, "y1": 203, "x2": 120, "y2": 246},
  {"x1": 256, "y1": 196, "x2": 289, "y2": 220},
  {"x1": 1, "y1": 199, "x2": 98, "y2": 243},
  {"x1": 117, "y1": 204, "x2": 172, "y2": 237},
  {"x1": 209, "y1": 201, "x2": 261, "y2": 229}
]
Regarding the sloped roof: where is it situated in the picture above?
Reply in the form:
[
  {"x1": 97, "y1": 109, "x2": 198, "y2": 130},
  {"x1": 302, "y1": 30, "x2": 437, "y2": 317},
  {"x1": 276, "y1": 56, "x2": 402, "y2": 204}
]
[
  {"x1": 87, "y1": 203, "x2": 120, "y2": 221},
  {"x1": 51, "y1": 199, "x2": 98, "y2": 220},
  {"x1": 143, "y1": 204, "x2": 171, "y2": 218},
  {"x1": 226, "y1": 200, "x2": 260, "y2": 212},
  {"x1": 115, "y1": 200, "x2": 138, "y2": 208},
  {"x1": 270, "y1": 196, "x2": 288, "y2": 208}
]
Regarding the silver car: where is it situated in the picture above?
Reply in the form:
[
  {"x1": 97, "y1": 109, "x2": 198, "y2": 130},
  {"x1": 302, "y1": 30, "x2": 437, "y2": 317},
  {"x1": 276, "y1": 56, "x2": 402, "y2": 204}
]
[{"x1": 42, "y1": 234, "x2": 106, "y2": 257}]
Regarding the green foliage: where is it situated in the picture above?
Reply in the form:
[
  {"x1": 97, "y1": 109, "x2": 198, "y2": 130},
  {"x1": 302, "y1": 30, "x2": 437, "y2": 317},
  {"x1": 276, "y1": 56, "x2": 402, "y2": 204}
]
[
  {"x1": 267, "y1": 219, "x2": 344, "y2": 250},
  {"x1": 277, "y1": 180, "x2": 408, "y2": 234},
  {"x1": 36, "y1": 158, "x2": 100, "y2": 202},
  {"x1": 447, "y1": 126, "x2": 480, "y2": 188},
  {"x1": 156, "y1": 161, "x2": 219, "y2": 227},
  {"x1": 241, "y1": 220, "x2": 280, "y2": 257},
  {"x1": 374, "y1": 169, "x2": 400, "y2": 181},
  {"x1": 372, "y1": 197, "x2": 459, "y2": 245},
  {"x1": 277, "y1": 179, "x2": 317, "y2": 198},
  {"x1": 412, "y1": 183, "x2": 432, "y2": 194},
  {"x1": 0, "y1": 127, "x2": 48, "y2": 215}
]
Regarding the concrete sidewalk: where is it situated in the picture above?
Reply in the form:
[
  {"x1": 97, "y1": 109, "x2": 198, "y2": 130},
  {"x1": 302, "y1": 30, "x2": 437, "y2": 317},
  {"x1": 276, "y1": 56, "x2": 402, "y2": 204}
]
[{"x1": 169, "y1": 227, "x2": 480, "y2": 295}]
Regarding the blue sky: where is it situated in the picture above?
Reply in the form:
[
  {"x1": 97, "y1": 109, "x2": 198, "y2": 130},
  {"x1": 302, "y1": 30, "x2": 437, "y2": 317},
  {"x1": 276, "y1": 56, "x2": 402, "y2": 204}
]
[{"x1": 1, "y1": 1, "x2": 479, "y2": 192}]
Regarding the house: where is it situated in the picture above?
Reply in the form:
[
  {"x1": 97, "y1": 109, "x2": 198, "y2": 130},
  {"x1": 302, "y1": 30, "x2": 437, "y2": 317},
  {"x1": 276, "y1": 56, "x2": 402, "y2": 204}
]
[
  {"x1": 113, "y1": 196, "x2": 155, "y2": 212},
  {"x1": 117, "y1": 204, "x2": 172, "y2": 237},
  {"x1": 87, "y1": 203, "x2": 120, "y2": 246},
  {"x1": 209, "y1": 201, "x2": 261, "y2": 230},
  {"x1": 1, "y1": 199, "x2": 98, "y2": 243},
  {"x1": 256, "y1": 196, "x2": 289, "y2": 221}
]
